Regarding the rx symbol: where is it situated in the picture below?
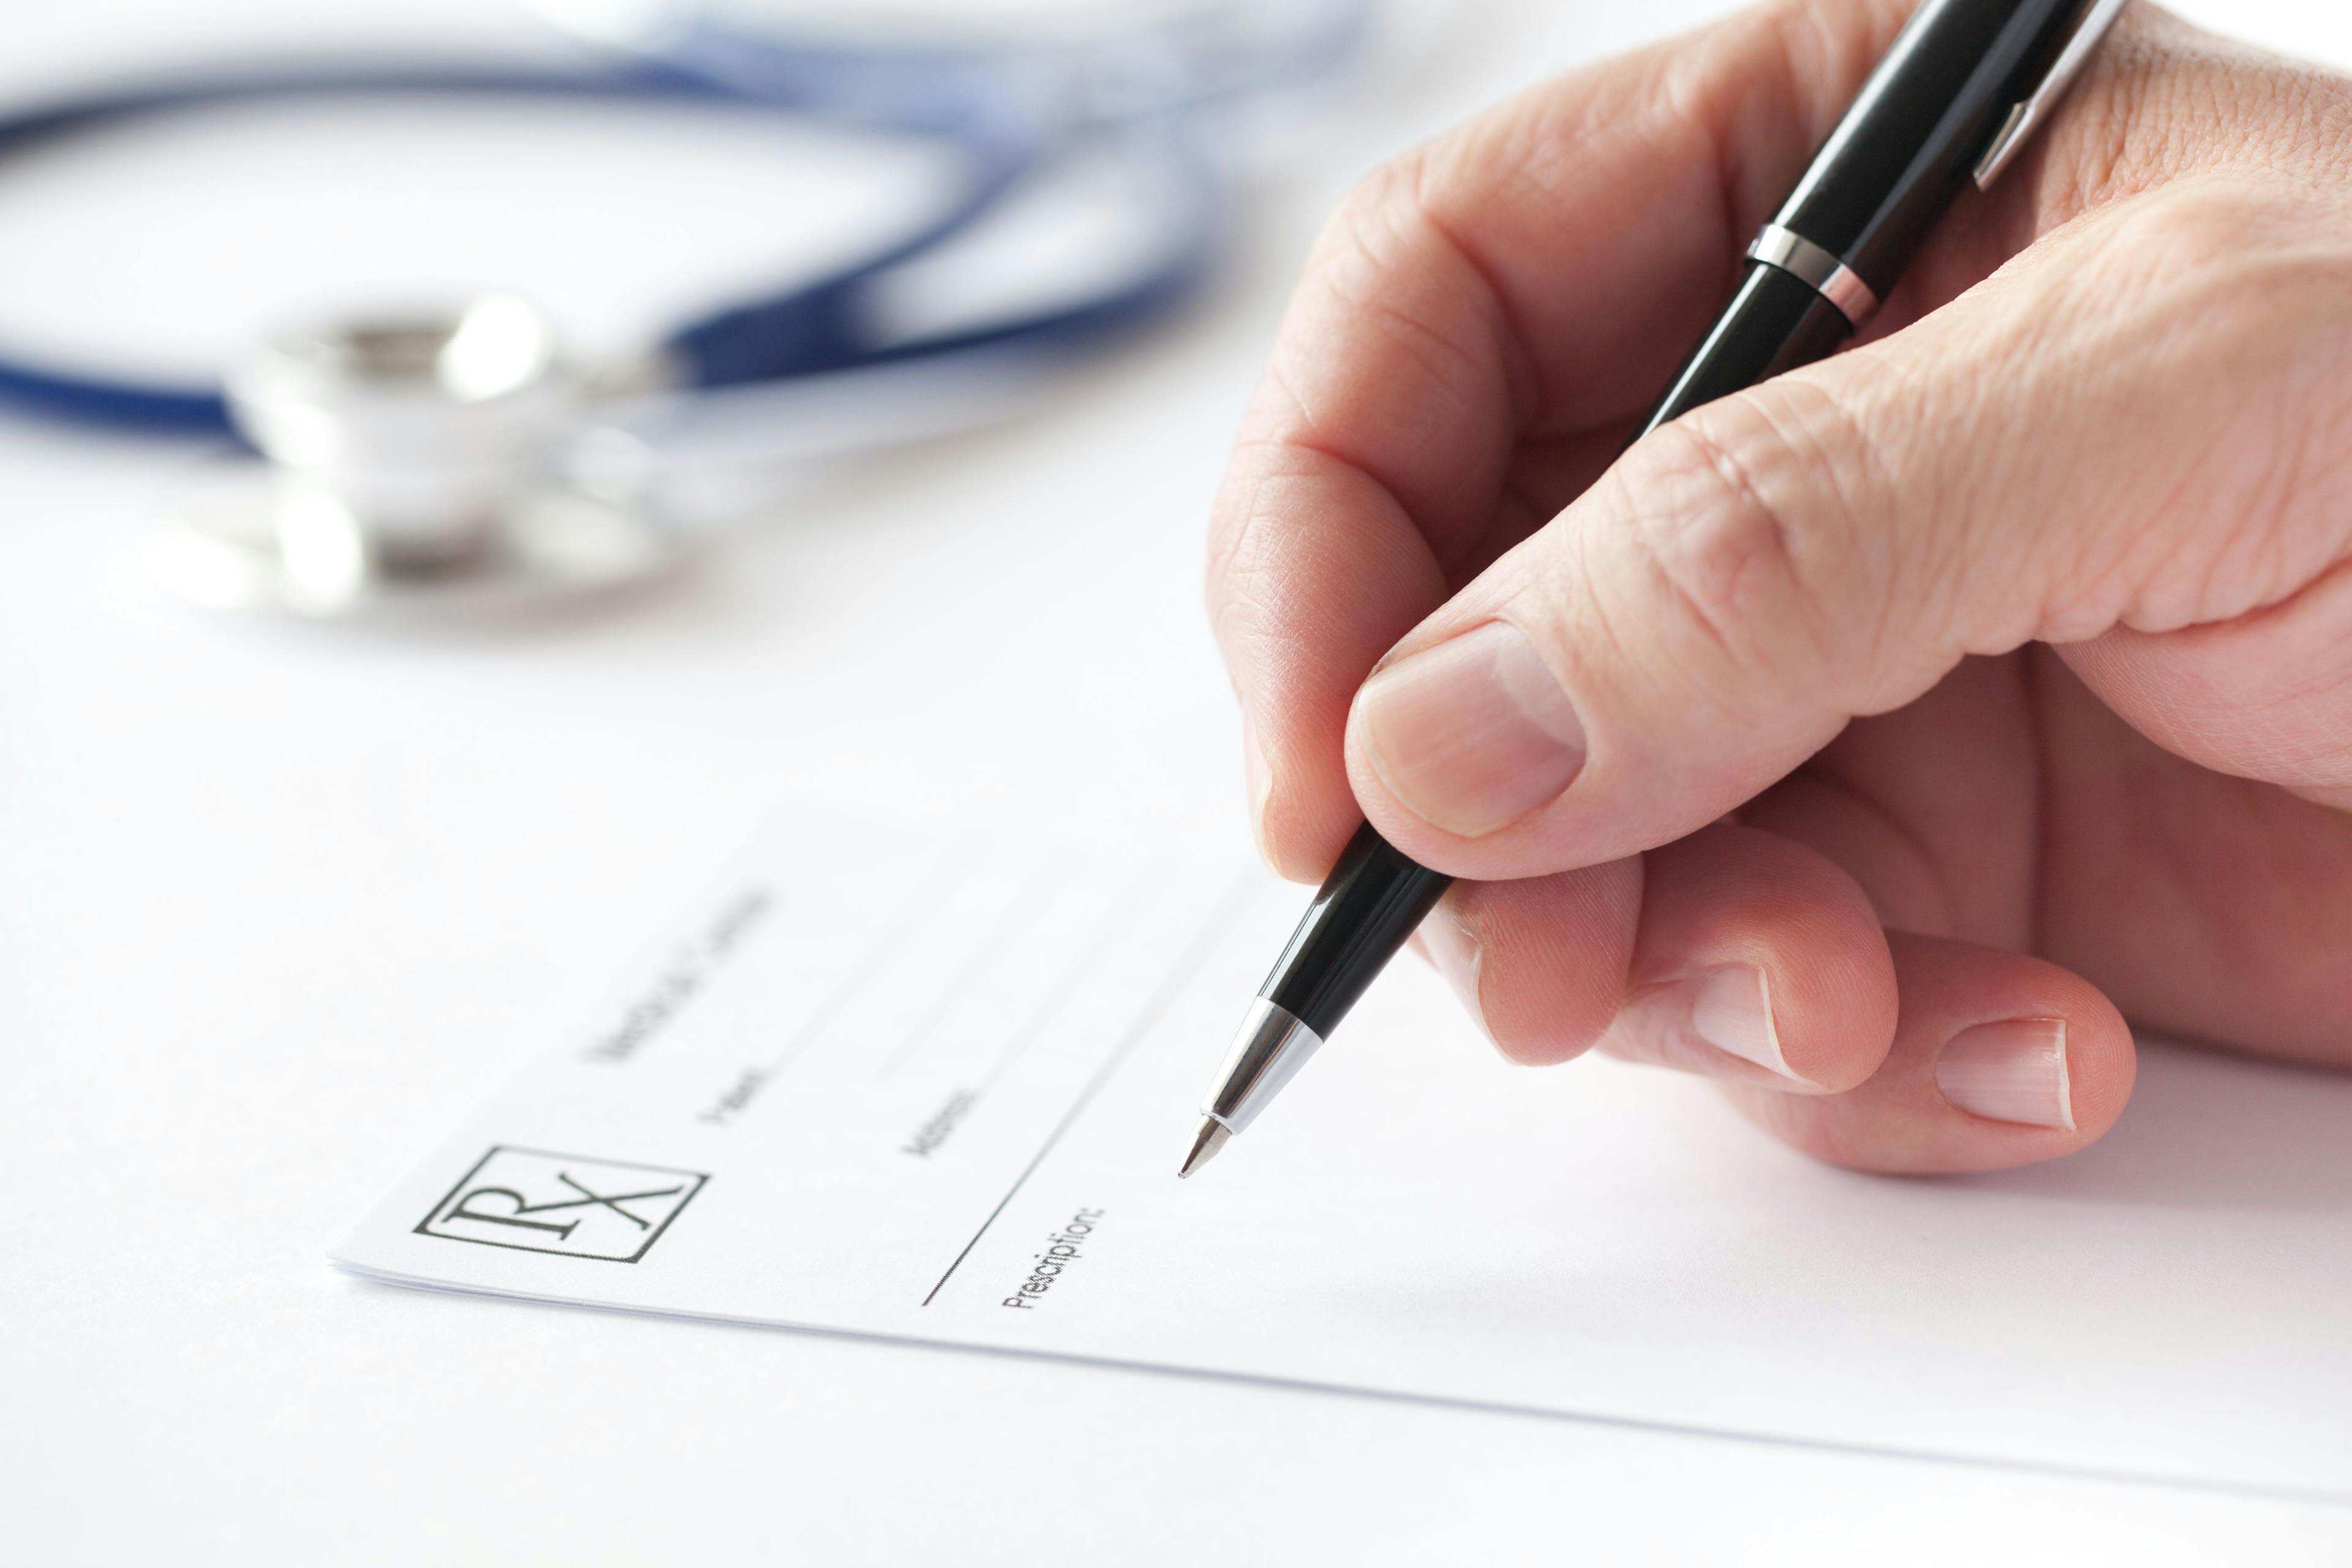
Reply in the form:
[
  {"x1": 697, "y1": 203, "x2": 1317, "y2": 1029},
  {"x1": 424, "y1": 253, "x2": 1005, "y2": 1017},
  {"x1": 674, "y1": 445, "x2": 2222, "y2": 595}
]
[
  {"x1": 443, "y1": 1172, "x2": 687, "y2": 1242},
  {"x1": 417, "y1": 1148, "x2": 708, "y2": 1261}
]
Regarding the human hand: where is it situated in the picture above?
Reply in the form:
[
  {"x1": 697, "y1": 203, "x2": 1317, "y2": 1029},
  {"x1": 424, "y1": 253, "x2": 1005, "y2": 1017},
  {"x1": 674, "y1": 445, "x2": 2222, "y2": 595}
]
[{"x1": 1207, "y1": 0, "x2": 2352, "y2": 1171}]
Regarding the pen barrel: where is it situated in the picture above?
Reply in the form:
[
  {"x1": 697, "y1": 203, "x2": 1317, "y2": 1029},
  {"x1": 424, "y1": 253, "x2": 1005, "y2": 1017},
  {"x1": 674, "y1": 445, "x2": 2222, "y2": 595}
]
[
  {"x1": 1259, "y1": 822, "x2": 1451, "y2": 1038},
  {"x1": 1637, "y1": 262, "x2": 1855, "y2": 440},
  {"x1": 1774, "y1": 0, "x2": 2090, "y2": 298}
]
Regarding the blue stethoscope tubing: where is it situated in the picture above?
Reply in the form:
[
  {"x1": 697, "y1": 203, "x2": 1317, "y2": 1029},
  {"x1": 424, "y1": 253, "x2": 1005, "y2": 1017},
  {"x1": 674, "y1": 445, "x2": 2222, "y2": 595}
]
[{"x1": 0, "y1": 2, "x2": 1366, "y2": 439}]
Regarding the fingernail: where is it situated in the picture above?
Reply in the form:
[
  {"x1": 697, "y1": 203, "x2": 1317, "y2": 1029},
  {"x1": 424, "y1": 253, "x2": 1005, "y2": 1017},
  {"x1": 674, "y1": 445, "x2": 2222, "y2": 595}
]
[
  {"x1": 1357, "y1": 621, "x2": 1586, "y2": 839},
  {"x1": 1936, "y1": 1019, "x2": 2075, "y2": 1129},
  {"x1": 1688, "y1": 963, "x2": 1796, "y2": 1079},
  {"x1": 1418, "y1": 907, "x2": 1495, "y2": 1047}
]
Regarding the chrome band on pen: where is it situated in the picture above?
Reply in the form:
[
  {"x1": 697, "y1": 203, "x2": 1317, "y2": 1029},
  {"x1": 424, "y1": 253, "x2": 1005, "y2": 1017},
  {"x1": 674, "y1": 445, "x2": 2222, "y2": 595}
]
[
  {"x1": 1746, "y1": 223, "x2": 1879, "y2": 328},
  {"x1": 1204, "y1": 997, "x2": 1325, "y2": 1133}
]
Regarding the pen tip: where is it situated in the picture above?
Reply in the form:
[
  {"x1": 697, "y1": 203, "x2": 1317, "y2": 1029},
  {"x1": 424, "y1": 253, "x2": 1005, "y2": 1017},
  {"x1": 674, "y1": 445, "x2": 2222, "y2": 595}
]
[{"x1": 1177, "y1": 1116, "x2": 1231, "y2": 1179}]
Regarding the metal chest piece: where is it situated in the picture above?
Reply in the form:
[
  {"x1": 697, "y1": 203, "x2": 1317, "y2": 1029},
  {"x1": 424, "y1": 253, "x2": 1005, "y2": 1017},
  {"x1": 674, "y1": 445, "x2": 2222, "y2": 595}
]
[{"x1": 148, "y1": 295, "x2": 679, "y2": 619}]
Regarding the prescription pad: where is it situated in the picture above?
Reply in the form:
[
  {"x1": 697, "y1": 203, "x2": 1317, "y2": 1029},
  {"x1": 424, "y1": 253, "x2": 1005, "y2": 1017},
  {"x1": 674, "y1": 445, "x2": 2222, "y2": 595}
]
[{"x1": 335, "y1": 818, "x2": 2352, "y2": 1500}]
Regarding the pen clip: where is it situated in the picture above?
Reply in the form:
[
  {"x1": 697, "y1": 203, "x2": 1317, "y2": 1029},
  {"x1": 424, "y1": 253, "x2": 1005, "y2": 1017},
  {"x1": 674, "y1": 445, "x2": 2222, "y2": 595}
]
[{"x1": 1973, "y1": 0, "x2": 2130, "y2": 189}]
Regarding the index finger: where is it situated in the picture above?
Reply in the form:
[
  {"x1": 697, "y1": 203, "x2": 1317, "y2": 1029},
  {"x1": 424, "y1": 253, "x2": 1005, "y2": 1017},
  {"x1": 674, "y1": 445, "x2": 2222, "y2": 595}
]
[{"x1": 1208, "y1": 0, "x2": 1915, "y2": 880}]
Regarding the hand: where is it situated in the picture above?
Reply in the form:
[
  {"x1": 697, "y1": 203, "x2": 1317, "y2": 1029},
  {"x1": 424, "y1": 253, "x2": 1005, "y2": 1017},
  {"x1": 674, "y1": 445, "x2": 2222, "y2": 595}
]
[{"x1": 1206, "y1": 0, "x2": 2352, "y2": 1172}]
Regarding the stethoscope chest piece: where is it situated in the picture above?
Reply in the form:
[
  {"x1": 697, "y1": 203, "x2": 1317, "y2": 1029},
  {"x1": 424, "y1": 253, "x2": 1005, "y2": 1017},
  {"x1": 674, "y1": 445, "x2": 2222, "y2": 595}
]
[{"x1": 148, "y1": 295, "x2": 680, "y2": 619}]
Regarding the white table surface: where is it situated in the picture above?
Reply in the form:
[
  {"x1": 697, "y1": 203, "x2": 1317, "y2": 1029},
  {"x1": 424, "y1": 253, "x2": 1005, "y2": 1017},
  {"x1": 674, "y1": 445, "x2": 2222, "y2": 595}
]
[{"x1": 6, "y1": 2, "x2": 2350, "y2": 1562}]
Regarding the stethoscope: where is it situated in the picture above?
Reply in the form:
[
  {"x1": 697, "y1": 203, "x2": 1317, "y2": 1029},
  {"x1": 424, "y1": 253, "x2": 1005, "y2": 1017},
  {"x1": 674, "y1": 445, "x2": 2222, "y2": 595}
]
[{"x1": 0, "y1": 0, "x2": 1368, "y2": 617}]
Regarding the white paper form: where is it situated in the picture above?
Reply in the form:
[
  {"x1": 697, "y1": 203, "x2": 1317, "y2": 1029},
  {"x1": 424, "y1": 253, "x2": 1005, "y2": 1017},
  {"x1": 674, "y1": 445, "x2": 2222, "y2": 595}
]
[{"x1": 335, "y1": 818, "x2": 2352, "y2": 1503}]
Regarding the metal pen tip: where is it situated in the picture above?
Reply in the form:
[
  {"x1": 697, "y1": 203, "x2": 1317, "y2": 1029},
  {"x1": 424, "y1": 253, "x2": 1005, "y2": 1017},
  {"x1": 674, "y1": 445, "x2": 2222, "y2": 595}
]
[{"x1": 1177, "y1": 1115, "x2": 1231, "y2": 1178}]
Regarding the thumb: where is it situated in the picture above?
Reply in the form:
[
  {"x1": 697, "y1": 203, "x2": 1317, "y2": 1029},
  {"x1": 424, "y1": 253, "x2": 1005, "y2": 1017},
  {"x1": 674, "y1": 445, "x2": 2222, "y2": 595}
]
[{"x1": 1340, "y1": 179, "x2": 2352, "y2": 878}]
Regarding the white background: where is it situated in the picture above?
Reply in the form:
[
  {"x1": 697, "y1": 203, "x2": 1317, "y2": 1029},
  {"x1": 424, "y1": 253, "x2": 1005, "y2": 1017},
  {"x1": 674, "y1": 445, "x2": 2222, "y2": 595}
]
[{"x1": 5, "y1": 2, "x2": 2350, "y2": 1563}]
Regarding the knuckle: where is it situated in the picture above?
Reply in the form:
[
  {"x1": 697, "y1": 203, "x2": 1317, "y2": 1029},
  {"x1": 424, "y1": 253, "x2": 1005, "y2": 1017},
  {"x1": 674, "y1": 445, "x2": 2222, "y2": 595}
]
[
  {"x1": 1736, "y1": 0, "x2": 1913, "y2": 119},
  {"x1": 2113, "y1": 178, "x2": 2293, "y2": 283},
  {"x1": 1969, "y1": 178, "x2": 2352, "y2": 643},
  {"x1": 2126, "y1": 178, "x2": 2352, "y2": 330},
  {"x1": 2030, "y1": 10, "x2": 2352, "y2": 221},
  {"x1": 1314, "y1": 153, "x2": 1428, "y2": 283},
  {"x1": 1651, "y1": 0, "x2": 1915, "y2": 236},
  {"x1": 1203, "y1": 439, "x2": 1269, "y2": 597},
  {"x1": 1300, "y1": 148, "x2": 1537, "y2": 431},
  {"x1": 1607, "y1": 392, "x2": 1866, "y2": 702},
  {"x1": 1201, "y1": 481, "x2": 1253, "y2": 619},
  {"x1": 2028, "y1": 15, "x2": 2183, "y2": 213},
  {"x1": 1202, "y1": 453, "x2": 1291, "y2": 651},
  {"x1": 2082, "y1": 183, "x2": 2352, "y2": 630}
]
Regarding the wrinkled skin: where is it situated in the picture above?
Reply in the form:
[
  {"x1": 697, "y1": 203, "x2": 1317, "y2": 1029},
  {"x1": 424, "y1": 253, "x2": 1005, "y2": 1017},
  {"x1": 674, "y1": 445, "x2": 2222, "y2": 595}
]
[{"x1": 1207, "y1": 0, "x2": 2352, "y2": 1171}]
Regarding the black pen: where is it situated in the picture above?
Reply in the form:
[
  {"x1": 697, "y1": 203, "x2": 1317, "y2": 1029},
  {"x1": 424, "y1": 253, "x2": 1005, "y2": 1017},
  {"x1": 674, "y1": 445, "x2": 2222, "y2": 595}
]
[{"x1": 1180, "y1": 0, "x2": 2128, "y2": 1177}]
